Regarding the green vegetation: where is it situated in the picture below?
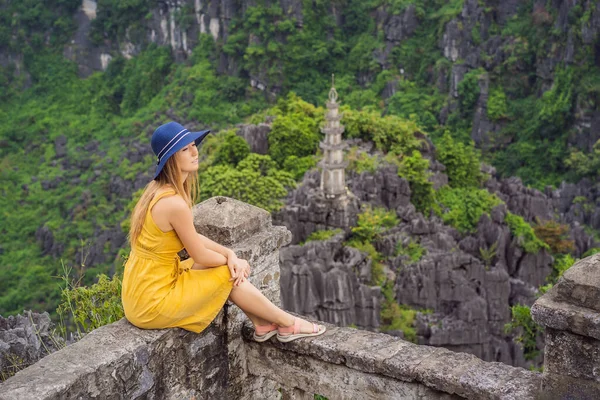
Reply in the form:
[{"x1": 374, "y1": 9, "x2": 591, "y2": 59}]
[
  {"x1": 347, "y1": 147, "x2": 380, "y2": 173},
  {"x1": 505, "y1": 213, "x2": 550, "y2": 254},
  {"x1": 395, "y1": 239, "x2": 426, "y2": 263},
  {"x1": 504, "y1": 304, "x2": 542, "y2": 361},
  {"x1": 56, "y1": 262, "x2": 124, "y2": 340},
  {"x1": 304, "y1": 229, "x2": 344, "y2": 244},
  {"x1": 349, "y1": 206, "x2": 398, "y2": 243},
  {"x1": 434, "y1": 187, "x2": 502, "y2": 233},
  {"x1": 393, "y1": 150, "x2": 436, "y2": 213},
  {"x1": 380, "y1": 280, "x2": 417, "y2": 342},
  {"x1": 435, "y1": 132, "x2": 483, "y2": 188}
]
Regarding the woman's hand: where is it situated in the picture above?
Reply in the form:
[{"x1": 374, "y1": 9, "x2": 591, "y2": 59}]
[{"x1": 227, "y1": 252, "x2": 251, "y2": 286}]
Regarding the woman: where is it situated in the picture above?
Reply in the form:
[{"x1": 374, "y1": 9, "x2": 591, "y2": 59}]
[{"x1": 122, "y1": 121, "x2": 326, "y2": 342}]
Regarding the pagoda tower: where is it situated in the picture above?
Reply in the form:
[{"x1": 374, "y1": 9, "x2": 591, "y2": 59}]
[{"x1": 319, "y1": 76, "x2": 348, "y2": 198}]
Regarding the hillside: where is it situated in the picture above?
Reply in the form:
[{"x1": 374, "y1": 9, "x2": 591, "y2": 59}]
[{"x1": 1, "y1": 0, "x2": 600, "y2": 367}]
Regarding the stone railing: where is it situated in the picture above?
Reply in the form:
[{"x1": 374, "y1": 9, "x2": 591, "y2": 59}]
[
  {"x1": 2, "y1": 196, "x2": 597, "y2": 399},
  {"x1": 531, "y1": 253, "x2": 600, "y2": 399}
]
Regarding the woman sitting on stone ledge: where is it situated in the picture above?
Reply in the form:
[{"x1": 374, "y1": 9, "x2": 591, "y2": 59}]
[{"x1": 122, "y1": 121, "x2": 326, "y2": 342}]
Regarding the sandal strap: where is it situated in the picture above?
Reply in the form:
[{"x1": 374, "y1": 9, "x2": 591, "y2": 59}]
[
  {"x1": 313, "y1": 323, "x2": 318, "y2": 333},
  {"x1": 255, "y1": 323, "x2": 277, "y2": 335},
  {"x1": 278, "y1": 317, "x2": 299, "y2": 334}
]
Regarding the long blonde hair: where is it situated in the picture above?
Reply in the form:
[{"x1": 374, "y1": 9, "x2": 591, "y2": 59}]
[{"x1": 127, "y1": 154, "x2": 200, "y2": 247}]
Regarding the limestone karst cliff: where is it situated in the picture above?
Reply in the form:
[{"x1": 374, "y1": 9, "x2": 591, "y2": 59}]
[{"x1": 2, "y1": 0, "x2": 600, "y2": 372}]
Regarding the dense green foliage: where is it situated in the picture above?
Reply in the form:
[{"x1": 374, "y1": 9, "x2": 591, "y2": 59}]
[
  {"x1": 350, "y1": 206, "x2": 398, "y2": 243},
  {"x1": 434, "y1": 187, "x2": 502, "y2": 233},
  {"x1": 436, "y1": 133, "x2": 483, "y2": 188},
  {"x1": 57, "y1": 269, "x2": 124, "y2": 340}
]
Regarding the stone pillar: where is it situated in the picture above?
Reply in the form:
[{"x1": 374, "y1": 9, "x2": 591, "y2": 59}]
[
  {"x1": 192, "y1": 196, "x2": 292, "y2": 399},
  {"x1": 531, "y1": 253, "x2": 600, "y2": 399}
]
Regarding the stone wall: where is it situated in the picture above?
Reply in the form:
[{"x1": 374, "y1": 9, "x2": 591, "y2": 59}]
[{"x1": 4, "y1": 196, "x2": 600, "y2": 399}]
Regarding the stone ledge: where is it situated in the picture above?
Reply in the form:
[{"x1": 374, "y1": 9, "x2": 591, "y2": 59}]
[
  {"x1": 554, "y1": 254, "x2": 600, "y2": 312},
  {"x1": 0, "y1": 317, "x2": 229, "y2": 400},
  {"x1": 240, "y1": 320, "x2": 542, "y2": 399},
  {"x1": 230, "y1": 224, "x2": 291, "y2": 267},
  {"x1": 531, "y1": 291, "x2": 600, "y2": 340},
  {"x1": 193, "y1": 196, "x2": 272, "y2": 246}
]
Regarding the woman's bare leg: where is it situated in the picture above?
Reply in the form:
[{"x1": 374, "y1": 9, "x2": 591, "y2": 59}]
[{"x1": 228, "y1": 280, "x2": 317, "y2": 333}]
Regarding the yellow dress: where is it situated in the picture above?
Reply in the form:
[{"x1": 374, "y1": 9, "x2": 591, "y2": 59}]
[{"x1": 122, "y1": 189, "x2": 233, "y2": 333}]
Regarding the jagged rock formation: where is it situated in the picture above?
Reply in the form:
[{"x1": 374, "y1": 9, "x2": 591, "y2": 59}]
[
  {"x1": 485, "y1": 170, "x2": 597, "y2": 257},
  {"x1": 280, "y1": 234, "x2": 381, "y2": 330},
  {"x1": 0, "y1": 311, "x2": 63, "y2": 380},
  {"x1": 277, "y1": 155, "x2": 600, "y2": 368}
]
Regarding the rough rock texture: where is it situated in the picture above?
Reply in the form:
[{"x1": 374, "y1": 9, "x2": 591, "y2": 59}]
[
  {"x1": 277, "y1": 159, "x2": 559, "y2": 368},
  {"x1": 0, "y1": 311, "x2": 63, "y2": 380},
  {"x1": 0, "y1": 318, "x2": 231, "y2": 399},
  {"x1": 280, "y1": 235, "x2": 381, "y2": 330},
  {"x1": 531, "y1": 253, "x2": 600, "y2": 399},
  {"x1": 241, "y1": 321, "x2": 542, "y2": 400},
  {"x1": 485, "y1": 172, "x2": 598, "y2": 257},
  {"x1": 272, "y1": 169, "x2": 361, "y2": 245},
  {"x1": 236, "y1": 123, "x2": 271, "y2": 155}
]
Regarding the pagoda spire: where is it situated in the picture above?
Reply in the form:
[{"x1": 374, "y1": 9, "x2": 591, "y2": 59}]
[{"x1": 318, "y1": 74, "x2": 348, "y2": 198}]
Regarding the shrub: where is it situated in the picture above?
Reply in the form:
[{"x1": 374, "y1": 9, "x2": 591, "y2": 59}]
[
  {"x1": 200, "y1": 154, "x2": 296, "y2": 213},
  {"x1": 533, "y1": 219, "x2": 574, "y2": 254},
  {"x1": 395, "y1": 239, "x2": 426, "y2": 263},
  {"x1": 504, "y1": 304, "x2": 543, "y2": 361},
  {"x1": 304, "y1": 228, "x2": 343, "y2": 243},
  {"x1": 457, "y1": 68, "x2": 485, "y2": 116},
  {"x1": 282, "y1": 155, "x2": 317, "y2": 181},
  {"x1": 435, "y1": 187, "x2": 503, "y2": 233},
  {"x1": 487, "y1": 87, "x2": 508, "y2": 121},
  {"x1": 380, "y1": 281, "x2": 417, "y2": 342},
  {"x1": 387, "y1": 150, "x2": 435, "y2": 213},
  {"x1": 345, "y1": 239, "x2": 385, "y2": 286},
  {"x1": 347, "y1": 147, "x2": 380, "y2": 174},
  {"x1": 505, "y1": 213, "x2": 550, "y2": 254},
  {"x1": 267, "y1": 93, "x2": 323, "y2": 166},
  {"x1": 213, "y1": 130, "x2": 251, "y2": 167},
  {"x1": 436, "y1": 132, "x2": 483, "y2": 188},
  {"x1": 56, "y1": 264, "x2": 124, "y2": 340},
  {"x1": 342, "y1": 109, "x2": 423, "y2": 155},
  {"x1": 350, "y1": 206, "x2": 398, "y2": 243}
]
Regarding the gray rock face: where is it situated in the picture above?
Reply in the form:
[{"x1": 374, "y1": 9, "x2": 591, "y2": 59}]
[
  {"x1": 0, "y1": 311, "x2": 63, "y2": 380},
  {"x1": 486, "y1": 173, "x2": 599, "y2": 257},
  {"x1": 383, "y1": 4, "x2": 420, "y2": 43},
  {"x1": 273, "y1": 169, "x2": 361, "y2": 245},
  {"x1": 389, "y1": 203, "x2": 547, "y2": 368},
  {"x1": 280, "y1": 235, "x2": 381, "y2": 330},
  {"x1": 236, "y1": 123, "x2": 271, "y2": 155},
  {"x1": 276, "y1": 159, "x2": 561, "y2": 368}
]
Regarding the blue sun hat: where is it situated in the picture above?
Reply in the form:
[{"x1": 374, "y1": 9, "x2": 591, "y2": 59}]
[{"x1": 151, "y1": 121, "x2": 210, "y2": 180}]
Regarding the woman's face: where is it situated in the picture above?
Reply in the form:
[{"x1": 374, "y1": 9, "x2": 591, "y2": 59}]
[{"x1": 175, "y1": 141, "x2": 199, "y2": 174}]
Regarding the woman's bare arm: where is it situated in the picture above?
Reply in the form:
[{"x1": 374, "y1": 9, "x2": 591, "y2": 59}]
[
  {"x1": 168, "y1": 198, "x2": 227, "y2": 267},
  {"x1": 197, "y1": 233, "x2": 235, "y2": 259}
]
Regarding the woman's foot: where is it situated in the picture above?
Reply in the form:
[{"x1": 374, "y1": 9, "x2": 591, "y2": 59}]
[
  {"x1": 277, "y1": 317, "x2": 326, "y2": 343},
  {"x1": 253, "y1": 323, "x2": 278, "y2": 342}
]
